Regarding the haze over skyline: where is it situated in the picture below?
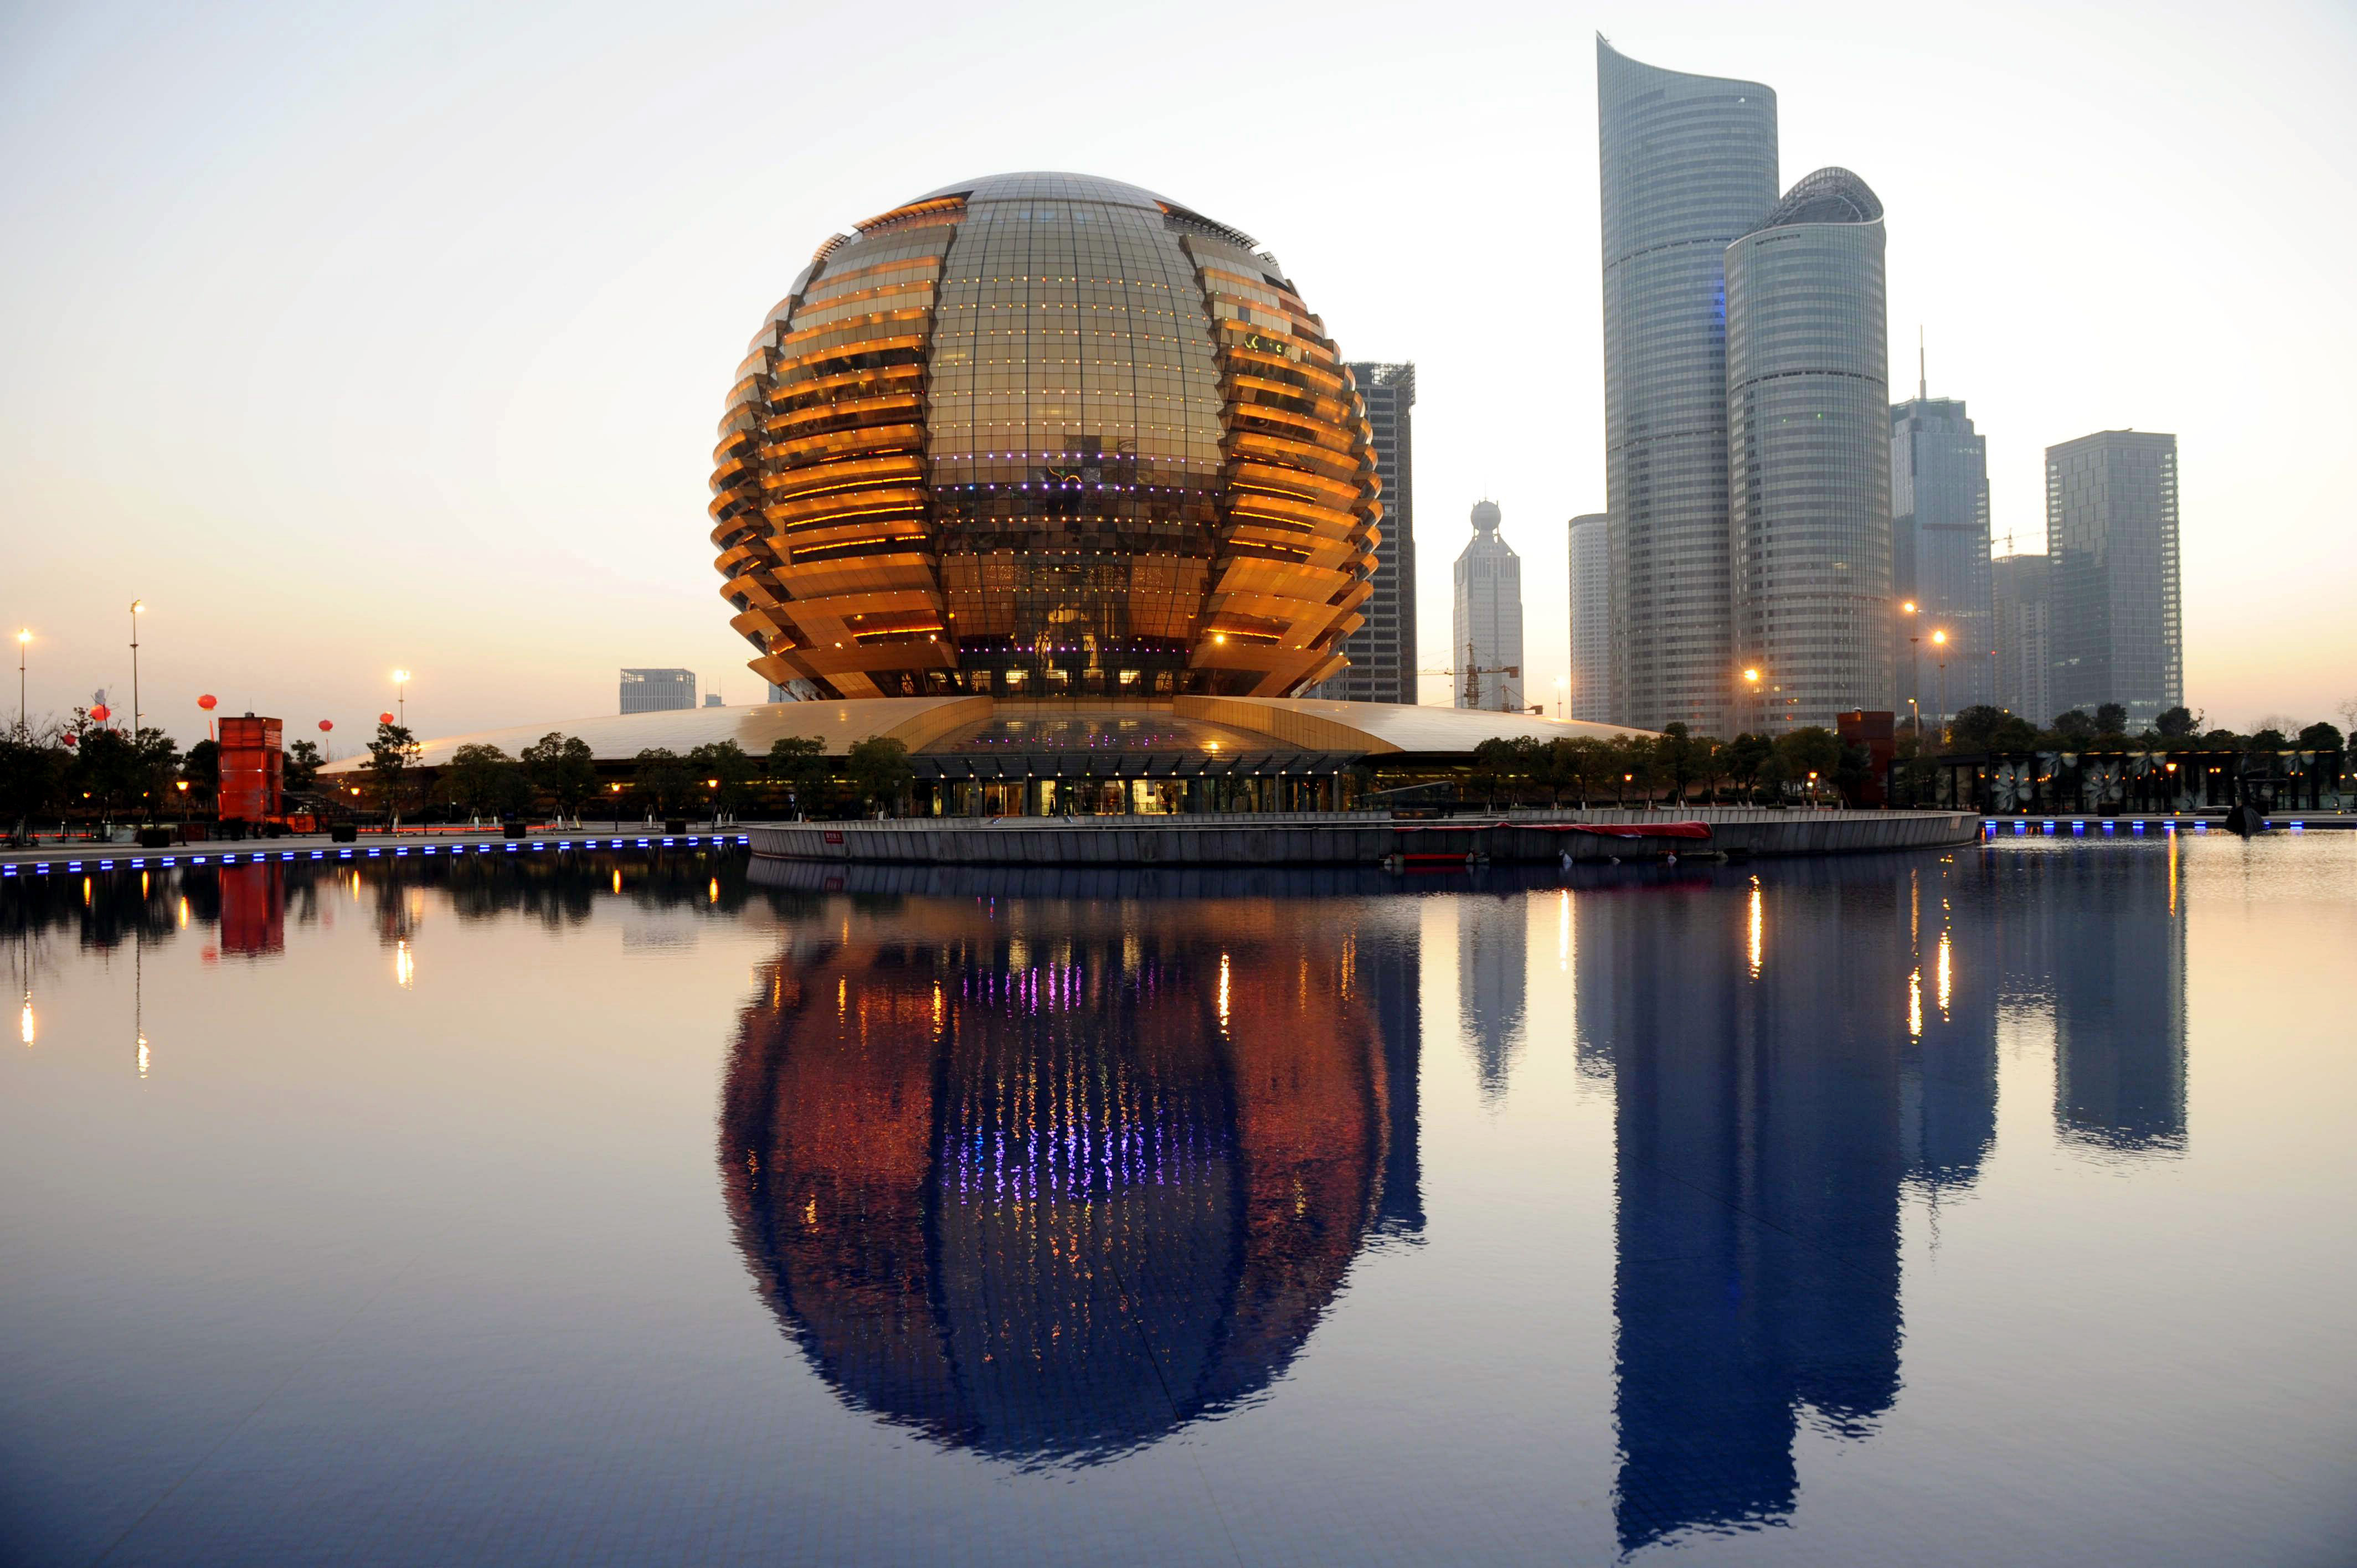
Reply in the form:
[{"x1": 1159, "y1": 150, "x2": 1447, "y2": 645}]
[{"x1": 4, "y1": 0, "x2": 2351, "y2": 744}]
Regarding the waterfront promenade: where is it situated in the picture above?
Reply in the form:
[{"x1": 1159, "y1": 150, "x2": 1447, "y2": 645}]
[{"x1": 750, "y1": 807, "x2": 1985, "y2": 867}]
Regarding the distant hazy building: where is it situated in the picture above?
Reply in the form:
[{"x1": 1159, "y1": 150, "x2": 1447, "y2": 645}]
[
  {"x1": 1890, "y1": 374, "x2": 1994, "y2": 715},
  {"x1": 766, "y1": 681, "x2": 795, "y2": 703},
  {"x1": 1453, "y1": 502, "x2": 1524, "y2": 710},
  {"x1": 1991, "y1": 554, "x2": 2052, "y2": 725},
  {"x1": 1598, "y1": 37, "x2": 1779, "y2": 735},
  {"x1": 1315, "y1": 362, "x2": 1418, "y2": 704},
  {"x1": 1726, "y1": 167, "x2": 1893, "y2": 732},
  {"x1": 703, "y1": 693, "x2": 724, "y2": 708},
  {"x1": 1567, "y1": 512, "x2": 1612, "y2": 721},
  {"x1": 2046, "y1": 431, "x2": 2183, "y2": 726},
  {"x1": 620, "y1": 668, "x2": 697, "y2": 714}
]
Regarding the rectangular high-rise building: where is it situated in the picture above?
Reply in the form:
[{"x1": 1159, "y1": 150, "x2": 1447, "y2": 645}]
[
  {"x1": 2045, "y1": 431, "x2": 2182, "y2": 726},
  {"x1": 1598, "y1": 37, "x2": 1779, "y2": 735},
  {"x1": 1567, "y1": 512, "x2": 1612, "y2": 721},
  {"x1": 1891, "y1": 390, "x2": 1994, "y2": 715},
  {"x1": 1315, "y1": 363, "x2": 1417, "y2": 704},
  {"x1": 1991, "y1": 553, "x2": 2052, "y2": 726},
  {"x1": 619, "y1": 668, "x2": 697, "y2": 714}
]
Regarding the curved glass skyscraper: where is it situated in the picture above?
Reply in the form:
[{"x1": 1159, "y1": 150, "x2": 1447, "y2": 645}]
[
  {"x1": 1597, "y1": 38, "x2": 1778, "y2": 735},
  {"x1": 1725, "y1": 167, "x2": 1893, "y2": 731}
]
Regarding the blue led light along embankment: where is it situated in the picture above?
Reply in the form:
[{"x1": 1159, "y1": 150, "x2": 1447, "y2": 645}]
[{"x1": 0, "y1": 834, "x2": 754, "y2": 878}]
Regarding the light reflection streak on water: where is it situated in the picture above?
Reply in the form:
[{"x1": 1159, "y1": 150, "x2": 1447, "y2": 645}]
[
  {"x1": 394, "y1": 940, "x2": 415, "y2": 989},
  {"x1": 19, "y1": 992, "x2": 32, "y2": 1046},
  {"x1": 1908, "y1": 966, "x2": 1923, "y2": 1039},
  {"x1": 1937, "y1": 931, "x2": 1953, "y2": 1019},
  {"x1": 1747, "y1": 879, "x2": 1763, "y2": 978},
  {"x1": 1218, "y1": 951, "x2": 1231, "y2": 1029}
]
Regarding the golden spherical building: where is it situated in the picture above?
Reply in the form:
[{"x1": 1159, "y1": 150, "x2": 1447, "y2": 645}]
[{"x1": 710, "y1": 172, "x2": 1381, "y2": 703}]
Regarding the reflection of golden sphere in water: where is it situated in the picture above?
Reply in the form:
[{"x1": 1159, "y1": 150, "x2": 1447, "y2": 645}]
[{"x1": 719, "y1": 900, "x2": 1392, "y2": 1466}]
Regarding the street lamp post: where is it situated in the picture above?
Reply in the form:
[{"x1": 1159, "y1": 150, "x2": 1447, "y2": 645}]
[
  {"x1": 1741, "y1": 666, "x2": 1762, "y2": 735},
  {"x1": 392, "y1": 669, "x2": 411, "y2": 728},
  {"x1": 1899, "y1": 601, "x2": 1919, "y2": 734},
  {"x1": 1554, "y1": 676, "x2": 1566, "y2": 720},
  {"x1": 1930, "y1": 630, "x2": 1951, "y2": 741},
  {"x1": 14, "y1": 629, "x2": 28, "y2": 732},
  {"x1": 128, "y1": 600, "x2": 145, "y2": 736}
]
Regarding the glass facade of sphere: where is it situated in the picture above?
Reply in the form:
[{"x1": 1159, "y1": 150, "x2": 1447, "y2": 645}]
[
  {"x1": 1726, "y1": 167, "x2": 1894, "y2": 733},
  {"x1": 1597, "y1": 38, "x2": 1779, "y2": 736},
  {"x1": 709, "y1": 173, "x2": 1381, "y2": 703}
]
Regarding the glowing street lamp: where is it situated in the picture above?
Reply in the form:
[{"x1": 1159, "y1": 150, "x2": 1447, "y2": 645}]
[
  {"x1": 1929, "y1": 630, "x2": 1952, "y2": 740},
  {"x1": 1899, "y1": 600, "x2": 1922, "y2": 726},
  {"x1": 128, "y1": 600, "x2": 146, "y2": 736}
]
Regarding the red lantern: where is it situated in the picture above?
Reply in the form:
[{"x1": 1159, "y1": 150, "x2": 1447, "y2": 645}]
[
  {"x1": 198, "y1": 694, "x2": 218, "y2": 711},
  {"x1": 318, "y1": 719, "x2": 333, "y2": 733},
  {"x1": 378, "y1": 711, "x2": 395, "y2": 725},
  {"x1": 61, "y1": 732, "x2": 79, "y2": 747},
  {"x1": 89, "y1": 704, "x2": 110, "y2": 723}
]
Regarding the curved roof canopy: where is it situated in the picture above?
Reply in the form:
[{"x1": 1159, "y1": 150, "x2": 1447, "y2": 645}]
[{"x1": 1757, "y1": 166, "x2": 1883, "y2": 229}]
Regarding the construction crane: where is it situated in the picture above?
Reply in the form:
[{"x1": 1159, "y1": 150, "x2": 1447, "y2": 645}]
[{"x1": 1416, "y1": 642, "x2": 1525, "y2": 712}]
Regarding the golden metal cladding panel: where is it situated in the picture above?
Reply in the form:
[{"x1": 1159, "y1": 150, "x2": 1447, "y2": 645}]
[{"x1": 711, "y1": 173, "x2": 1381, "y2": 702}]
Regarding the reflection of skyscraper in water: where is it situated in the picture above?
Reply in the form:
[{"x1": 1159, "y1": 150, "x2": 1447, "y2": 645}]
[
  {"x1": 2051, "y1": 852, "x2": 2189, "y2": 1152},
  {"x1": 1458, "y1": 895, "x2": 1527, "y2": 1104},
  {"x1": 1364, "y1": 902, "x2": 1426, "y2": 1244},
  {"x1": 1577, "y1": 864, "x2": 1996, "y2": 1550},
  {"x1": 1902, "y1": 861, "x2": 1998, "y2": 1194}
]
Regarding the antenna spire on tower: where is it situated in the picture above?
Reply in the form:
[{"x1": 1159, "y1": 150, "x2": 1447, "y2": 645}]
[{"x1": 1918, "y1": 325, "x2": 1927, "y2": 401}]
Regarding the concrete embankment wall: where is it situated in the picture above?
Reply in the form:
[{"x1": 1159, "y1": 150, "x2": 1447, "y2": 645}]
[{"x1": 749, "y1": 808, "x2": 1980, "y2": 867}]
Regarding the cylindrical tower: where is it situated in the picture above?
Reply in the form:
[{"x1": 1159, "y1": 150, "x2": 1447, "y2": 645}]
[{"x1": 1725, "y1": 167, "x2": 1893, "y2": 733}]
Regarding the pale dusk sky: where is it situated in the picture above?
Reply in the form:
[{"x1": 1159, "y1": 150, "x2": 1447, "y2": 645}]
[{"x1": 3, "y1": 0, "x2": 2351, "y2": 745}]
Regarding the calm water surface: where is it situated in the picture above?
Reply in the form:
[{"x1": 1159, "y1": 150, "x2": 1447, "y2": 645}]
[{"x1": 2, "y1": 838, "x2": 2352, "y2": 1566}]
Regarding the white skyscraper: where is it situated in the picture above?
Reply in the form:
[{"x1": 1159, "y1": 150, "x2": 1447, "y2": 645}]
[
  {"x1": 1567, "y1": 512, "x2": 1612, "y2": 721},
  {"x1": 1453, "y1": 501, "x2": 1524, "y2": 711}
]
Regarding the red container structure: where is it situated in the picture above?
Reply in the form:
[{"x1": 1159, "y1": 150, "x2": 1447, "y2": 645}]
[
  {"x1": 1837, "y1": 710, "x2": 1897, "y2": 807},
  {"x1": 218, "y1": 714, "x2": 285, "y2": 825}
]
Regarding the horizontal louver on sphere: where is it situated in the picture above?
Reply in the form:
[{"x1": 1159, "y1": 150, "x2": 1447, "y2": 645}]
[{"x1": 711, "y1": 172, "x2": 1383, "y2": 703}]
